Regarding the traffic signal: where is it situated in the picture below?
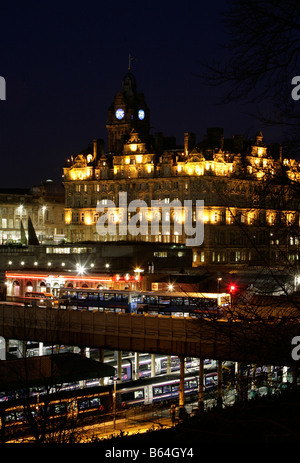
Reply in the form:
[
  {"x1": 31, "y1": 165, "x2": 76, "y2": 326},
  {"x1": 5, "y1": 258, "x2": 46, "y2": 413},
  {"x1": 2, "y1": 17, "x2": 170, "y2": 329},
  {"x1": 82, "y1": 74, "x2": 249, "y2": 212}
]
[{"x1": 229, "y1": 284, "x2": 236, "y2": 293}]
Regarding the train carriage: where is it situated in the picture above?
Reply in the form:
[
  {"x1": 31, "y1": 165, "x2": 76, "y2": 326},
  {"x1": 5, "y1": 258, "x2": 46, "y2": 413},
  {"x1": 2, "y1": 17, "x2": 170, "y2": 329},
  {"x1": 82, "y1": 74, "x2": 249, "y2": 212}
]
[
  {"x1": 0, "y1": 364, "x2": 235, "y2": 431},
  {"x1": 57, "y1": 287, "x2": 229, "y2": 318},
  {"x1": 58, "y1": 288, "x2": 138, "y2": 312}
]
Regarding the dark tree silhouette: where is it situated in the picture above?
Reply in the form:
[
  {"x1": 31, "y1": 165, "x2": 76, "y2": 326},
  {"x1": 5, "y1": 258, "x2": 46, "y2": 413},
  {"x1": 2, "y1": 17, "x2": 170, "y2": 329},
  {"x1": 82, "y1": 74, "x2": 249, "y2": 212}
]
[{"x1": 202, "y1": 0, "x2": 300, "y2": 154}]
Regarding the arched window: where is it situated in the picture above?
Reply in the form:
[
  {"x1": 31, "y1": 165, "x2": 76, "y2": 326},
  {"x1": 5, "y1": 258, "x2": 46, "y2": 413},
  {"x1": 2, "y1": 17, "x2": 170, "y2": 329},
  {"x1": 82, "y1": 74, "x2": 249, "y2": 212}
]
[
  {"x1": 52, "y1": 282, "x2": 60, "y2": 296},
  {"x1": 39, "y1": 281, "x2": 46, "y2": 293},
  {"x1": 26, "y1": 281, "x2": 33, "y2": 292},
  {"x1": 13, "y1": 280, "x2": 20, "y2": 297}
]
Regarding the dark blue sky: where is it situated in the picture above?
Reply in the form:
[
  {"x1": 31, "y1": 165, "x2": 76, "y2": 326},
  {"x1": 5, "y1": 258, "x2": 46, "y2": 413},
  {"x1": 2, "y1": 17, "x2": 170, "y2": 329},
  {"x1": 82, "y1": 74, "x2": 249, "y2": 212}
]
[{"x1": 0, "y1": 0, "x2": 282, "y2": 188}]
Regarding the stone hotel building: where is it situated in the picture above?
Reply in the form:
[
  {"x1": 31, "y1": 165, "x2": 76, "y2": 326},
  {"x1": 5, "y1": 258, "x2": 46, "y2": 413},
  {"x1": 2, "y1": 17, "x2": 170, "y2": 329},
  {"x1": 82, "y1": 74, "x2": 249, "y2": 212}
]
[{"x1": 63, "y1": 71, "x2": 300, "y2": 269}]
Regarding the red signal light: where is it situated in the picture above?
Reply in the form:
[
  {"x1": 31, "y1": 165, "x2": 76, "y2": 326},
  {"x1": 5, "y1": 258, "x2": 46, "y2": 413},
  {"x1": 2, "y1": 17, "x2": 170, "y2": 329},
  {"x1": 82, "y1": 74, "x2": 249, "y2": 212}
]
[{"x1": 229, "y1": 285, "x2": 236, "y2": 293}]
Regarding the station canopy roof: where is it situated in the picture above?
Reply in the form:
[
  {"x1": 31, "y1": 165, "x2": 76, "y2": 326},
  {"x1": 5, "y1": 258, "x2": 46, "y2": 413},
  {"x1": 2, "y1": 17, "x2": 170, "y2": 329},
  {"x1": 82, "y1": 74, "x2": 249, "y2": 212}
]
[{"x1": 0, "y1": 353, "x2": 115, "y2": 390}]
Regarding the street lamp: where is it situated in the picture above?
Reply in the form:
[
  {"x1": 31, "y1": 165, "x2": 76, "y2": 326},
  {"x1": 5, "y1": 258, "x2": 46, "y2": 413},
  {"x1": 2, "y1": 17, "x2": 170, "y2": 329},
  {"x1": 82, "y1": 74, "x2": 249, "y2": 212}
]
[
  {"x1": 76, "y1": 264, "x2": 86, "y2": 275},
  {"x1": 134, "y1": 268, "x2": 144, "y2": 289},
  {"x1": 134, "y1": 267, "x2": 144, "y2": 279},
  {"x1": 229, "y1": 284, "x2": 237, "y2": 308},
  {"x1": 112, "y1": 375, "x2": 120, "y2": 429}
]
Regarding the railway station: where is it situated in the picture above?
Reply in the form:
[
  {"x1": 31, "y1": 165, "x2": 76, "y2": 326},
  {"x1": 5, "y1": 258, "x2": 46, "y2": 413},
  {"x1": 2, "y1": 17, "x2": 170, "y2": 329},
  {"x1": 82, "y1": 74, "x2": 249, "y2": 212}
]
[{"x1": 0, "y1": 267, "x2": 299, "y2": 442}]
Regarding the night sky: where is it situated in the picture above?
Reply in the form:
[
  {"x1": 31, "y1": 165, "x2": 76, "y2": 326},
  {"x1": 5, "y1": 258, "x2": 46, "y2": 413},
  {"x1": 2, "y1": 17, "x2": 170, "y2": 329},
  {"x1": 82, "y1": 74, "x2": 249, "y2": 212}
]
[{"x1": 0, "y1": 1, "x2": 283, "y2": 189}]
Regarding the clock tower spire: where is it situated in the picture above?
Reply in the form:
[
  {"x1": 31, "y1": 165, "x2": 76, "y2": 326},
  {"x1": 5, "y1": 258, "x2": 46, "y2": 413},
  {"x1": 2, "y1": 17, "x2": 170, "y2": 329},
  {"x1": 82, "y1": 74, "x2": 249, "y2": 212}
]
[
  {"x1": 106, "y1": 64, "x2": 150, "y2": 153},
  {"x1": 128, "y1": 53, "x2": 135, "y2": 71}
]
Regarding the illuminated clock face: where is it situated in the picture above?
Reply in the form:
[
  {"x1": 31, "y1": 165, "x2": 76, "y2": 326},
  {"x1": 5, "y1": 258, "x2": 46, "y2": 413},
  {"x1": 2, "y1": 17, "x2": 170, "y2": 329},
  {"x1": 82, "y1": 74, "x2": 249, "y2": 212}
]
[
  {"x1": 115, "y1": 108, "x2": 125, "y2": 120},
  {"x1": 138, "y1": 109, "x2": 145, "y2": 120}
]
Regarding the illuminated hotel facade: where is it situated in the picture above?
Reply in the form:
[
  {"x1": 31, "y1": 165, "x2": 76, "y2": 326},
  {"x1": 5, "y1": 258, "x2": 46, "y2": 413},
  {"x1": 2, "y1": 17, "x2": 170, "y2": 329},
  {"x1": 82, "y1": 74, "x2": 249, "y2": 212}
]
[{"x1": 63, "y1": 71, "x2": 300, "y2": 269}]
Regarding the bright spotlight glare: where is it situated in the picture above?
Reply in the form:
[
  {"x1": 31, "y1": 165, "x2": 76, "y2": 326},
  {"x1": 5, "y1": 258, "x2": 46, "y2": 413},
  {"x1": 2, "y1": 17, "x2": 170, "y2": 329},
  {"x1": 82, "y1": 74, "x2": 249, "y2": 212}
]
[{"x1": 77, "y1": 265, "x2": 86, "y2": 274}]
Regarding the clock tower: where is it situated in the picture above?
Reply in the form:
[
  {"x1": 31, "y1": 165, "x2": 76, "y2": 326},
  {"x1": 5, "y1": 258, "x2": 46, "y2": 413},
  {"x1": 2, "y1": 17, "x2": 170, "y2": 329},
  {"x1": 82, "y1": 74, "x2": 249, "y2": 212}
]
[{"x1": 106, "y1": 70, "x2": 150, "y2": 153}]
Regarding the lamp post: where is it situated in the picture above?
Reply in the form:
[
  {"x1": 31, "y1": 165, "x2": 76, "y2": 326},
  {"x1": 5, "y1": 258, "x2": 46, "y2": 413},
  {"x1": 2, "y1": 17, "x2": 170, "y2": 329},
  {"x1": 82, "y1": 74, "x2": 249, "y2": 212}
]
[
  {"x1": 134, "y1": 267, "x2": 144, "y2": 289},
  {"x1": 229, "y1": 285, "x2": 236, "y2": 308},
  {"x1": 113, "y1": 375, "x2": 119, "y2": 429}
]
